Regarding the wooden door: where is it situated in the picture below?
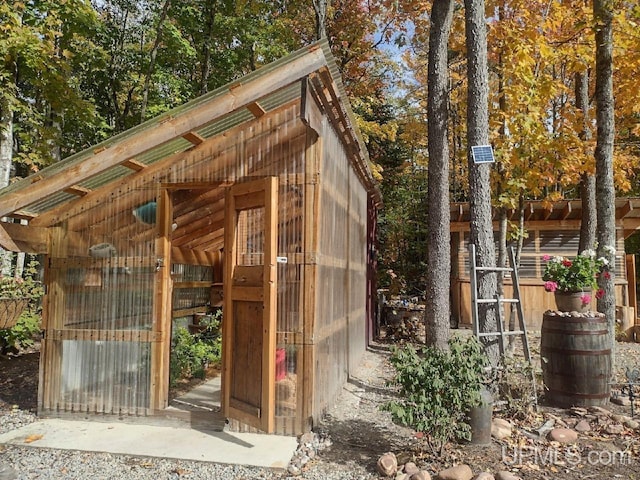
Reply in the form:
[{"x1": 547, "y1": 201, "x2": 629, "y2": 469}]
[{"x1": 223, "y1": 177, "x2": 278, "y2": 432}]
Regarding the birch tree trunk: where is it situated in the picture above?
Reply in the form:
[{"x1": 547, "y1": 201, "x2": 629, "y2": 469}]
[{"x1": 424, "y1": 0, "x2": 454, "y2": 350}]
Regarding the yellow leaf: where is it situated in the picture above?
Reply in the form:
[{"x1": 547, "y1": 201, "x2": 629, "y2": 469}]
[{"x1": 24, "y1": 434, "x2": 43, "y2": 443}]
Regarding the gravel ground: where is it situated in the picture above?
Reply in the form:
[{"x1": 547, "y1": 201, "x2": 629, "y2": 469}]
[
  {"x1": 0, "y1": 341, "x2": 406, "y2": 480},
  {"x1": 2, "y1": 331, "x2": 640, "y2": 480}
]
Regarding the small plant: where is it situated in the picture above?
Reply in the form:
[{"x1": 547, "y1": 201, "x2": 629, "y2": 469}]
[
  {"x1": 383, "y1": 335, "x2": 488, "y2": 456},
  {"x1": 0, "y1": 259, "x2": 44, "y2": 354},
  {"x1": 169, "y1": 310, "x2": 222, "y2": 388},
  {"x1": 0, "y1": 310, "x2": 41, "y2": 355}
]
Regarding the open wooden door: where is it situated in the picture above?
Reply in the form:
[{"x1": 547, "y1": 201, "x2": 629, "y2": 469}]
[{"x1": 223, "y1": 177, "x2": 278, "y2": 432}]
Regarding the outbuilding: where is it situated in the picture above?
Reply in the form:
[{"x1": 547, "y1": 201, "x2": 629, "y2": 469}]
[{"x1": 0, "y1": 40, "x2": 379, "y2": 435}]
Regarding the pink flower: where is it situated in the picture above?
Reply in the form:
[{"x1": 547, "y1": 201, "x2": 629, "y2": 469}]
[
  {"x1": 580, "y1": 293, "x2": 591, "y2": 305},
  {"x1": 596, "y1": 288, "x2": 605, "y2": 299},
  {"x1": 603, "y1": 271, "x2": 611, "y2": 280},
  {"x1": 544, "y1": 281, "x2": 558, "y2": 292},
  {"x1": 542, "y1": 254, "x2": 551, "y2": 261}
]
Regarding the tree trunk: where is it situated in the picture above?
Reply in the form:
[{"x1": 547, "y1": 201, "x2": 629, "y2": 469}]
[
  {"x1": 0, "y1": 56, "x2": 18, "y2": 275},
  {"x1": 465, "y1": 0, "x2": 499, "y2": 365},
  {"x1": 424, "y1": 0, "x2": 454, "y2": 350},
  {"x1": 199, "y1": 0, "x2": 219, "y2": 95},
  {"x1": 593, "y1": 0, "x2": 616, "y2": 368},
  {"x1": 312, "y1": 0, "x2": 328, "y2": 40},
  {"x1": 575, "y1": 70, "x2": 597, "y2": 252},
  {"x1": 140, "y1": 0, "x2": 172, "y2": 122}
]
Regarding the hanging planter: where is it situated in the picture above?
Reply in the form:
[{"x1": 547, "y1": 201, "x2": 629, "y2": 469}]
[{"x1": 0, "y1": 298, "x2": 28, "y2": 330}]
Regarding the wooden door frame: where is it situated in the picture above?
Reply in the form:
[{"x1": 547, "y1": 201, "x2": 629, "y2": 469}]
[{"x1": 223, "y1": 177, "x2": 278, "y2": 433}]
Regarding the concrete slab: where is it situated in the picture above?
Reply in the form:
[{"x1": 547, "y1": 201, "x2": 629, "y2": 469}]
[{"x1": 0, "y1": 419, "x2": 297, "y2": 469}]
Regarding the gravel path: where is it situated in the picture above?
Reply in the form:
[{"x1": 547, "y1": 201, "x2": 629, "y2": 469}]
[
  {"x1": 0, "y1": 343, "x2": 403, "y2": 480},
  {"x1": 2, "y1": 332, "x2": 640, "y2": 480}
]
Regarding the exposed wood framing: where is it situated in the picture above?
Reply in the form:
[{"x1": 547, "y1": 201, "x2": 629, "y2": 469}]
[
  {"x1": 151, "y1": 188, "x2": 173, "y2": 410},
  {"x1": 63, "y1": 185, "x2": 91, "y2": 196},
  {"x1": 0, "y1": 222, "x2": 48, "y2": 253},
  {"x1": 182, "y1": 131, "x2": 205, "y2": 145},
  {"x1": 247, "y1": 101, "x2": 266, "y2": 118},
  {"x1": 0, "y1": 46, "x2": 326, "y2": 219},
  {"x1": 121, "y1": 158, "x2": 147, "y2": 171}
]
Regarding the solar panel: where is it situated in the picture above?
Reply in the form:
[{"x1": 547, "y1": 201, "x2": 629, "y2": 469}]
[{"x1": 471, "y1": 145, "x2": 495, "y2": 164}]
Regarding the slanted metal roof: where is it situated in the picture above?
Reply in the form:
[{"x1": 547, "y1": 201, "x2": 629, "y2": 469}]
[{"x1": 0, "y1": 39, "x2": 377, "y2": 221}]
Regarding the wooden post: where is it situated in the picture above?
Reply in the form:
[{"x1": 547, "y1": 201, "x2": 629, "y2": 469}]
[{"x1": 151, "y1": 188, "x2": 173, "y2": 410}]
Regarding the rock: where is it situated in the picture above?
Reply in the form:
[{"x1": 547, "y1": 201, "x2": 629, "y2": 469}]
[
  {"x1": 495, "y1": 472, "x2": 522, "y2": 480},
  {"x1": 611, "y1": 414, "x2": 628, "y2": 423},
  {"x1": 624, "y1": 419, "x2": 640, "y2": 430},
  {"x1": 0, "y1": 464, "x2": 18, "y2": 480},
  {"x1": 395, "y1": 474, "x2": 410, "y2": 480},
  {"x1": 588, "y1": 406, "x2": 612, "y2": 416},
  {"x1": 378, "y1": 452, "x2": 398, "y2": 477},
  {"x1": 547, "y1": 428, "x2": 578, "y2": 444},
  {"x1": 287, "y1": 464, "x2": 301, "y2": 476},
  {"x1": 611, "y1": 396, "x2": 631, "y2": 406},
  {"x1": 605, "y1": 424, "x2": 624, "y2": 435},
  {"x1": 397, "y1": 451, "x2": 414, "y2": 465},
  {"x1": 574, "y1": 420, "x2": 591, "y2": 432},
  {"x1": 404, "y1": 462, "x2": 420, "y2": 476},
  {"x1": 411, "y1": 472, "x2": 431, "y2": 480},
  {"x1": 299, "y1": 432, "x2": 314, "y2": 446},
  {"x1": 491, "y1": 418, "x2": 513, "y2": 440},
  {"x1": 473, "y1": 473, "x2": 495, "y2": 480},
  {"x1": 437, "y1": 464, "x2": 473, "y2": 480},
  {"x1": 570, "y1": 407, "x2": 588, "y2": 417}
]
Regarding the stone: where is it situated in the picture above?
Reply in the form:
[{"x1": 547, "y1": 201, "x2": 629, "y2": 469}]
[
  {"x1": 574, "y1": 420, "x2": 591, "y2": 432},
  {"x1": 588, "y1": 406, "x2": 612, "y2": 416},
  {"x1": 472, "y1": 473, "x2": 495, "y2": 480},
  {"x1": 404, "y1": 462, "x2": 420, "y2": 476},
  {"x1": 547, "y1": 428, "x2": 578, "y2": 444},
  {"x1": 378, "y1": 452, "x2": 399, "y2": 477},
  {"x1": 287, "y1": 464, "x2": 301, "y2": 476},
  {"x1": 611, "y1": 396, "x2": 631, "y2": 406},
  {"x1": 624, "y1": 419, "x2": 640, "y2": 430},
  {"x1": 299, "y1": 432, "x2": 315, "y2": 446},
  {"x1": 611, "y1": 414, "x2": 628, "y2": 423},
  {"x1": 395, "y1": 474, "x2": 410, "y2": 480},
  {"x1": 491, "y1": 418, "x2": 513, "y2": 440},
  {"x1": 437, "y1": 464, "x2": 473, "y2": 480},
  {"x1": 397, "y1": 451, "x2": 414, "y2": 465},
  {"x1": 411, "y1": 472, "x2": 431, "y2": 480},
  {"x1": 605, "y1": 424, "x2": 624, "y2": 435},
  {"x1": 495, "y1": 472, "x2": 522, "y2": 480},
  {"x1": 0, "y1": 464, "x2": 18, "y2": 480}
]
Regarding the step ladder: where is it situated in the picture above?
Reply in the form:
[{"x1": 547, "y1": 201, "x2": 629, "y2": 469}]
[{"x1": 468, "y1": 243, "x2": 537, "y2": 407}]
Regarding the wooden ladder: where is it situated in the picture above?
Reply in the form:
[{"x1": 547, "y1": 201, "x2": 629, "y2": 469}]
[{"x1": 469, "y1": 243, "x2": 537, "y2": 407}]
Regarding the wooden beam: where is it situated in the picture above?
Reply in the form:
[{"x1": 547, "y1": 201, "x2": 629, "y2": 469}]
[
  {"x1": 182, "y1": 131, "x2": 205, "y2": 145},
  {"x1": 525, "y1": 202, "x2": 535, "y2": 220},
  {"x1": 10, "y1": 210, "x2": 38, "y2": 221},
  {"x1": 543, "y1": 205, "x2": 553, "y2": 221},
  {"x1": 31, "y1": 102, "x2": 303, "y2": 228},
  {"x1": 0, "y1": 222, "x2": 48, "y2": 253},
  {"x1": 617, "y1": 199, "x2": 634, "y2": 219},
  {"x1": 247, "y1": 101, "x2": 266, "y2": 118},
  {"x1": 63, "y1": 185, "x2": 91, "y2": 197},
  {"x1": 561, "y1": 201, "x2": 572, "y2": 220},
  {"x1": 121, "y1": 158, "x2": 147, "y2": 172},
  {"x1": 0, "y1": 45, "x2": 326, "y2": 219}
]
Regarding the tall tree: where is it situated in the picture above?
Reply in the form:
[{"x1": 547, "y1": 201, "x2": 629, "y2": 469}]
[
  {"x1": 465, "y1": 0, "x2": 499, "y2": 364},
  {"x1": 593, "y1": 0, "x2": 616, "y2": 362},
  {"x1": 425, "y1": 0, "x2": 455, "y2": 349}
]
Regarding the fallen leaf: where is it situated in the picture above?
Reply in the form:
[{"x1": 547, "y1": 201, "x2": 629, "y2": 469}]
[{"x1": 24, "y1": 434, "x2": 43, "y2": 443}]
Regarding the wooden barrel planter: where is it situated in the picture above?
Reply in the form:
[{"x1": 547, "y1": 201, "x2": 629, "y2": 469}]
[
  {"x1": 541, "y1": 312, "x2": 612, "y2": 407},
  {"x1": 0, "y1": 298, "x2": 28, "y2": 330}
]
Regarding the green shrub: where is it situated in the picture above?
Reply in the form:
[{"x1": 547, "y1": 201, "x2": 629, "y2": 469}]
[
  {"x1": 383, "y1": 335, "x2": 488, "y2": 455},
  {"x1": 0, "y1": 310, "x2": 41, "y2": 355},
  {"x1": 169, "y1": 311, "x2": 222, "y2": 388}
]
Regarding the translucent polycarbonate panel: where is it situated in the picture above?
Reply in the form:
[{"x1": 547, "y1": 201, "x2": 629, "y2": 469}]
[
  {"x1": 59, "y1": 340, "x2": 151, "y2": 415},
  {"x1": 237, "y1": 208, "x2": 265, "y2": 266}
]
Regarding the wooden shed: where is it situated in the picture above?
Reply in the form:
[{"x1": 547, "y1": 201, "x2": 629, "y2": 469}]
[
  {"x1": 451, "y1": 198, "x2": 640, "y2": 329},
  {"x1": 0, "y1": 40, "x2": 380, "y2": 435}
]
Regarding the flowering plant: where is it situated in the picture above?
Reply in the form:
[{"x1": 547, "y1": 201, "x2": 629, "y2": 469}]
[{"x1": 542, "y1": 248, "x2": 613, "y2": 305}]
